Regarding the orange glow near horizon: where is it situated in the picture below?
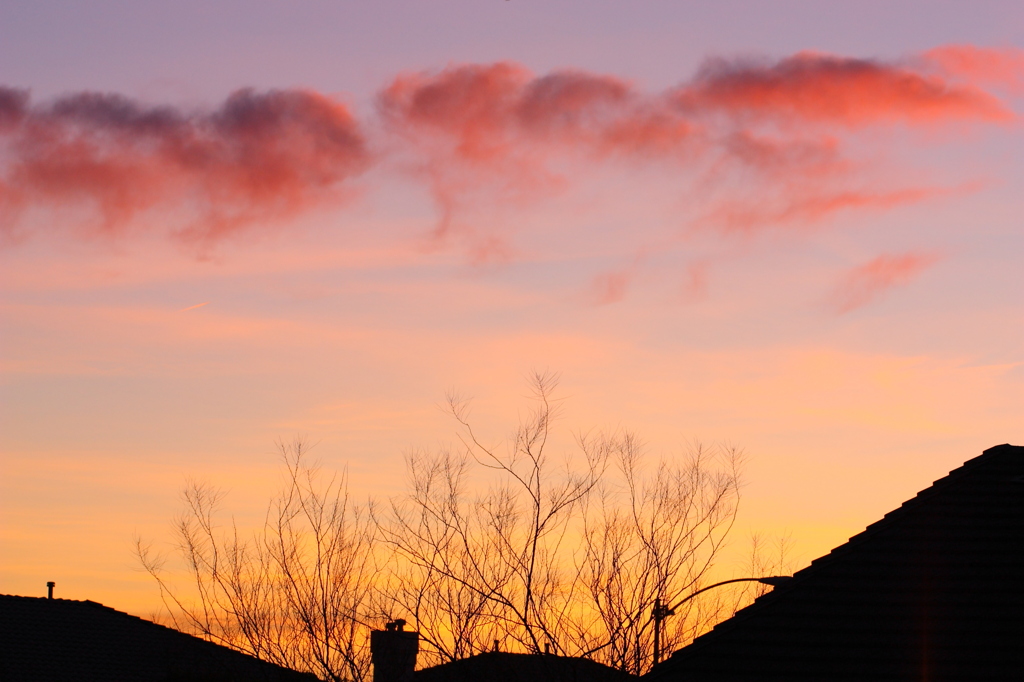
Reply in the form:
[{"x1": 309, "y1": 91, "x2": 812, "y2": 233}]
[{"x1": 1, "y1": 7, "x2": 1023, "y2": 623}]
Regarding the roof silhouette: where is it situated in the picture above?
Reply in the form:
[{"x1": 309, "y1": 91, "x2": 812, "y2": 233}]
[
  {"x1": 645, "y1": 443, "x2": 1024, "y2": 682},
  {"x1": 414, "y1": 651, "x2": 637, "y2": 682},
  {"x1": 0, "y1": 594, "x2": 318, "y2": 682}
]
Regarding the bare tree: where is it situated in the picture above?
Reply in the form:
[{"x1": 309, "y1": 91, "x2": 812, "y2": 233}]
[
  {"x1": 575, "y1": 436, "x2": 743, "y2": 674},
  {"x1": 139, "y1": 375, "x2": 767, "y2": 678},
  {"x1": 137, "y1": 439, "x2": 376, "y2": 682},
  {"x1": 376, "y1": 373, "x2": 745, "y2": 674},
  {"x1": 376, "y1": 373, "x2": 608, "y2": 666},
  {"x1": 370, "y1": 448, "x2": 498, "y2": 665}
]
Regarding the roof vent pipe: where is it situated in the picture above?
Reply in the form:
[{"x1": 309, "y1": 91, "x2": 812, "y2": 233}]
[{"x1": 46, "y1": 582, "x2": 55, "y2": 599}]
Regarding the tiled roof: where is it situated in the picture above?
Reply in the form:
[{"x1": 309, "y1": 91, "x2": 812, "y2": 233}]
[
  {"x1": 0, "y1": 594, "x2": 319, "y2": 682},
  {"x1": 414, "y1": 651, "x2": 637, "y2": 682},
  {"x1": 645, "y1": 443, "x2": 1024, "y2": 682}
]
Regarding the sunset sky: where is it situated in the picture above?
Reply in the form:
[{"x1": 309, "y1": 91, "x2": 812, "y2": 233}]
[{"x1": 2, "y1": 1, "x2": 1022, "y2": 616}]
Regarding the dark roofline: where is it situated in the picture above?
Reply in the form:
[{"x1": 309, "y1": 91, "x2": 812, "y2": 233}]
[
  {"x1": 414, "y1": 650, "x2": 638, "y2": 681},
  {"x1": 658, "y1": 443, "x2": 1019, "y2": 663},
  {"x1": 0, "y1": 594, "x2": 214, "y2": 644},
  {"x1": 0, "y1": 593, "x2": 319, "y2": 680}
]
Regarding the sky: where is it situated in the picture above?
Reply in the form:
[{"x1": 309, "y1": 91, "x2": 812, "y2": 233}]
[{"x1": 1, "y1": 1, "x2": 1022, "y2": 615}]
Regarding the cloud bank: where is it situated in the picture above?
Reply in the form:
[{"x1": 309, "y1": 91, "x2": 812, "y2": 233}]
[
  {"x1": 378, "y1": 49, "x2": 1014, "y2": 250},
  {"x1": 0, "y1": 46, "x2": 1019, "y2": 307}
]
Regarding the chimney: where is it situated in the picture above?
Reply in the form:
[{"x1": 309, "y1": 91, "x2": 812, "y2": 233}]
[
  {"x1": 370, "y1": 620, "x2": 418, "y2": 682},
  {"x1": 46, "y1": 582, "x2": 55, "y2": 599}
]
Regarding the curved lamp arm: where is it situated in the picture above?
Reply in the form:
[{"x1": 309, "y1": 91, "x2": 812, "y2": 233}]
[
  {"x1": 666, "y1": 575, "x2": 791, "y2": 614},
  {"x1": 652, "y1": 575, "x2": 791, "y2": 666}
]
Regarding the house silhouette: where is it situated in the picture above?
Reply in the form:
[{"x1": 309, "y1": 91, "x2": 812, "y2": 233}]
[
  {"x1": 0, "y1": 594, "x2": 317, "y2": 682},
  {"x1": 368, "y1": 619, "x2": 637, "y2": 682},
  {"x1": 645, "y1": 443, "x2": 1024, "y2": 681},
  {"x1": 413, "y1": 650, "x2": 637, "y2": 682}
]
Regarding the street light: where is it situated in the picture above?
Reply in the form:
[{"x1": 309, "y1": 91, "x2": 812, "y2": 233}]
[{"x1": 651, "y1": 576, "x2": 792, "y2": 666}]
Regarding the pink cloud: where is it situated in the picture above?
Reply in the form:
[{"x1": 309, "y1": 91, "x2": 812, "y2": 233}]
[
  {"x1": 698, "y1": 186, "x2": 946, "y2": 236},
  {"x1": 379, "y1": 50, "x2": 1009, "y2": 171},
  {"x1": 924, "y1": 45, "x2": 1024, "y2": 93},
  {"x1": 678, "y1": 51, "x2": 1013, "y2": 126},
  {"x1": 0, "y1": 87, "x2": 370, "y2": 245},
  {"x1": 379, "y1": 63, "x2": 680, "y2": 163},
  {"x1": 378, "y1": 63, "x2": 694, "y2": 253},
  {"x1": 826, "y1": 252, "x2": 941, "y2": 314},
  {"x1": 377, "y1": 49, "x2": 1011, "y2": 257},
  {"x1": 1, "y1": 44, "x2": 1014, "y2": 266}
]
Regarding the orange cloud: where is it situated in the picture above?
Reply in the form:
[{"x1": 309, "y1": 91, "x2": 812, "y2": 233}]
[
  {"x1": 0, "y1": 87, "x2": 370, "y2": 245},
  {"x1": 378, "y1": 50, "x2": 1011, "y2": 256},
  {"x1": 380, "y1": 51, "x2": 1008, "y2": 169},
  {"x1": 826, "y1": 251, "x2": 941, "y2": 313},
  {"x1": 679, "y1": 51, "x2": 1013, "y2": 126},
  {"x1": 379, "y1": 63, "x2": 686, "y2": 162},
  {"x1": 378, "y1": 64, "x2": 699, "y2": 252},
  {"x1": 699, "y1": 186, "x2": 945, "y2": 236},
  {"x1": 1, "y1": 45, "x2": 1013, "y2": 259},
  {"x1": 924, "y1": 45, "x2": 1024, "y2": 93}
]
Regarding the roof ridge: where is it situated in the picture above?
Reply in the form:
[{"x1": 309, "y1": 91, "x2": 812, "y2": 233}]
[
  {"x1": 0, "y1": 593, "x2": 245, "y2": 651},
  {"x1": 658, "y1": 444, "x2": 1021, "y2": 667},
  {"x1": 1, "y1": 595, "x2": 319, "y2": 680},
  {"x1": 2, "y1": 594, "x2": 166, "y2": 624}
]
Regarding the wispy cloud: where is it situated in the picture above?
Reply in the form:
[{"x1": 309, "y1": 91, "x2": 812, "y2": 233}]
[
  {"x1": 177, "y1": 301, "x2": 210, "y2": 313},
  {"x1": 924, "y1": 45, "x2": 1024, "y2": 94},
  {"x1": 826, "y1": 251, "x2": 941, "y2": 314},
  {"x1": 697, "y1": 186, "x2": 948, "y2": 236}
]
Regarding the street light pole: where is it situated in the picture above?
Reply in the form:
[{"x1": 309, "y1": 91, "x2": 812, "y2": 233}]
[
  {"x1": 651, "y1": 576, "x2": 791, "y2": 666},
  {"x1": 651, "y1": 597, "x2": 672, "y2": 668}
]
